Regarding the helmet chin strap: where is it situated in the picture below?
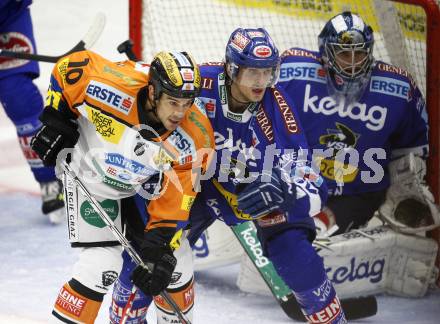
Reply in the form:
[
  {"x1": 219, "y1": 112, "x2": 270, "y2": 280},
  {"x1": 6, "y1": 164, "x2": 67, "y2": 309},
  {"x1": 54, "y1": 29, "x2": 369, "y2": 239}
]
[{"x1": 228, "y1": 83, "x2": 251, "y2": 113}]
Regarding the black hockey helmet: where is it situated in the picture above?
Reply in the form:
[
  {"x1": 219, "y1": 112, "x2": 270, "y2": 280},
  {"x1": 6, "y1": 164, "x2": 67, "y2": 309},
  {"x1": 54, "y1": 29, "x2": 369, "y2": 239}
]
[{"x1": 148, "y1": 51, "x2": 201, "y2": 100}]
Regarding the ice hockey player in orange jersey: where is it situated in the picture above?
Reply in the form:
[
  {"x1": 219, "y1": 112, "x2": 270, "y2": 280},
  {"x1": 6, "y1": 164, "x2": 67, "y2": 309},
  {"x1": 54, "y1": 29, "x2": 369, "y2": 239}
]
[{"x1": 31, "y1": 49, "x2": 214, "y2": 323}]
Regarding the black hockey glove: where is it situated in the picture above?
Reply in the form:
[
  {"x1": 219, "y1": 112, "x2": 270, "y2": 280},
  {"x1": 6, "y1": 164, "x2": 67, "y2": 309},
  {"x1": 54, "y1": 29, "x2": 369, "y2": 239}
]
[
  {"x1": 31, "y1": 108, "x2": 79, "y2": 167},
  {"x1": 237, "y1": 168, "x2": 296, "y2": 219},
  {"x1": 130, "y1": 245, "x2": 177, "y2": 296}
]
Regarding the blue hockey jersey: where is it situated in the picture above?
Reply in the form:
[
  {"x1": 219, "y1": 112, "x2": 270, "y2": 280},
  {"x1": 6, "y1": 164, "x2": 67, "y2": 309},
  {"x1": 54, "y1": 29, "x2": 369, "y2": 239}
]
[
  {"x1": 196, "y1": 63, "x2": 325, "y2": 226},
  {"x1": 279, "y1": 48, "x2": 429, "y2": 196}
]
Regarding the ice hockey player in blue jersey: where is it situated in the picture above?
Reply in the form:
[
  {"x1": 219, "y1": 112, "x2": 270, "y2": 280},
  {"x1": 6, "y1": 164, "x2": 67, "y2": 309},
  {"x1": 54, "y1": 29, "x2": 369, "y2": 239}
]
[
  {"x1": 186, "y1": 28, "x2": 347, "y2": 323},
  {"x1": 0, "y1": 0, "x2": 64, "y2": 223},
  {"x1": 278, "y1": 11, "x2": 432, "y2": 236}
]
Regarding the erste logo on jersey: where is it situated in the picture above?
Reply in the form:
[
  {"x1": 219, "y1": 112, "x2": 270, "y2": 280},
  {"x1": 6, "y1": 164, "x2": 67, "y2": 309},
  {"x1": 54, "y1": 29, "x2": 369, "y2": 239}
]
[
  {"x1": 168, "y1": 129, "x2": 196, "y2": 164},
  {"x1": 86, "y1": 80, "x2": 134, "y2": 115},
  {"x1": 279, "y1": 62, "x2": 326, "y2": 84},
  {"x1": 370, "y1": 76, "x2": 410, "y2": 100}
]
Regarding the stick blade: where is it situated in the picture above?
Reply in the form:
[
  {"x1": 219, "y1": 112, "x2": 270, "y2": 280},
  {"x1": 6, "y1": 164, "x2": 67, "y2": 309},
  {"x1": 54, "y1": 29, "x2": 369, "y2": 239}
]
[{"x1": 82, "y1": 12, "x2": 106, "y2": 49}]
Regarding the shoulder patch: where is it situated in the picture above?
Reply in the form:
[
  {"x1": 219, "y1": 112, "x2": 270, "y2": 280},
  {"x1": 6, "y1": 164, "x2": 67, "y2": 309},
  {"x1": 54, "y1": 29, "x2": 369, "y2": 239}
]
[
  {"x1": 280, "y1": 62, "x2": 326, "y2": 83},
  {"x1": 85, "y1": 80, "x2": 135, "y2": 115},
  {"x1": 272, "y1": 89, "x2": 300, "y2": 133},
  {"x1": 370, "y1": 76, "x2": 410, "y2": 100},
  {"x1": 193, "y1": 97, "x2": 208, "y2": 117}
]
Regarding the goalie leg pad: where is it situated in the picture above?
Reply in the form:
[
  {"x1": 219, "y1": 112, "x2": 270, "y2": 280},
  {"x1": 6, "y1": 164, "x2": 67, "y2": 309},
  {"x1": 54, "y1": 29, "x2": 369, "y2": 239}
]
[
  {"x1": 52, "y1": 280, "x2": 103, "y2": 323},
  {"x1": 320, "y1": 225, "x2": 439, "y2": 298}
]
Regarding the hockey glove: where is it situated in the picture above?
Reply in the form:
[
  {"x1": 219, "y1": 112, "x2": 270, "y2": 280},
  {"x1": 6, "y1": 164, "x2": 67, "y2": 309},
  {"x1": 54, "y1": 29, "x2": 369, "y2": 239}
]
[
  {"x1": 237, "y1": 168, "x2": 296, "y2": 219},
  {"x1": 31, "y1": 108, "x2": 79, "y2": 166},
  {"x1": 130, "y1": 245, "x2": 177, "y2": 296}
]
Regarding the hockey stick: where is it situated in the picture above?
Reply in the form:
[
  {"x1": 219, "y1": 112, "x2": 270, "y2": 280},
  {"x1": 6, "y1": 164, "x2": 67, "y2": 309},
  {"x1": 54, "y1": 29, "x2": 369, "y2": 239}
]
[
  {"x1": 231, "y1": 222, "x2": 378, "y2": 321},
  {"x1": 0, "y1": 13, "x2": 106, "y2": 63},
  {"x1": 60, "y1": 161, "x2": 192, "y2": 324}
]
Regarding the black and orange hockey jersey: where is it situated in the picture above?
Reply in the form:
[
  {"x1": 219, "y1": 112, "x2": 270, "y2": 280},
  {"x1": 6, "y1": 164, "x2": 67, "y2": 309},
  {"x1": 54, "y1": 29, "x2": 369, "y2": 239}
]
[{"x1": 45, "y1": 50, "x2": 214, "y2": 234}]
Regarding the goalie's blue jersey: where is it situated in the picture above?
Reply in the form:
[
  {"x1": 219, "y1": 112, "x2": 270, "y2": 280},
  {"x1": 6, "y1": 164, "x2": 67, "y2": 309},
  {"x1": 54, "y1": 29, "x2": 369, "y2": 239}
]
[
  {"x1": 279, "y1": 48, "x2": 429, "y2": 196},
  {"x1": 196, "y1": 63, "x2": 325, "y2": 226}
]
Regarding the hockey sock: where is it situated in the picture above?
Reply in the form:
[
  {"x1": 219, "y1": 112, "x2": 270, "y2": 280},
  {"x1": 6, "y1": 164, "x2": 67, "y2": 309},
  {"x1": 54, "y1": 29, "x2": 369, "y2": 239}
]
[
  {"x1": 0, "y1": 74, "x2": 55, "y2": 182},
  {"x1": 110, "y1": 277, "x2": 151, "y2": 324},
  {"x1": 110, "y1": 250, "x2": 153, "y2": 324},
  {"x1": 52, "y1": 279, "x2": 104, "y2": 323},
  {"x1": 154, "y1": 277, "x2": 194, "y2": 324},
  {"x1": 267, "y1": 229, "x2": 347, "y2": 323}
]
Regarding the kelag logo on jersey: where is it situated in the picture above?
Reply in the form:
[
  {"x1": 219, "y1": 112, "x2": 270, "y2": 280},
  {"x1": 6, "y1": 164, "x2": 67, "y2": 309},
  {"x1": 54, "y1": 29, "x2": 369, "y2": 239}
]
[
  {"x1": 279, "y1": 62, "x2": 326, "y2": 84},
  {"x1": 86, "y1": 80, "x2": 134, "y2": 115},
  {"x1": 370, "y1": 76, "x2": 410, "y2": 100},
  {"x1": 303, "y1": 84, "x2": 387, "y2": 131}
]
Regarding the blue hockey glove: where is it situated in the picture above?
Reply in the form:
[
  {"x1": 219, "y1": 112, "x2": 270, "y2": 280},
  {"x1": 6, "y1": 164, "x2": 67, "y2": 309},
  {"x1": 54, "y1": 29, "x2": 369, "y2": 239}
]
[{"x1": 237, "y1": 168, "x2": 296, "y2": 219}]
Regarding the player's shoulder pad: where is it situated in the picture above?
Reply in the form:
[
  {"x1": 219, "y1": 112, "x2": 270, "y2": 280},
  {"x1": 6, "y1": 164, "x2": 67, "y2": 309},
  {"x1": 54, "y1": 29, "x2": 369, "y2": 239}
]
[
  {"x1": 199, "y1": 62, "x2": 225, "y2": 78},
  {"x1": 53, "y1": 50, "x2": 99, "y2": 87},
  {"x1": 266, "y1": 85, "x2": 302, "y2": 135},
  {"x1": 372, "y1": 60, "x2": 419, "y2": 89},
  {"x1": 184, "y1": 104, "x2": 215, "y2": 150},
  {"x1": 371, "y1": 60, "x2": 422, "y2": 100},
  {"x1": 281, "y1": 47, "x2": 322, "y2": 64}
]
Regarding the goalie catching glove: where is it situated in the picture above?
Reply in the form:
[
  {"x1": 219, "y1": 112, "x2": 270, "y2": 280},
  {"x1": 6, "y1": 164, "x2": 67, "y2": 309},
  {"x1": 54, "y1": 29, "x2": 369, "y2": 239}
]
[
  {"x1": 378, "y1": 153, "x2": 440, "y2": 234},
  {"x1": 31, "y1": 108, "x2": 79, "y2": 166}
]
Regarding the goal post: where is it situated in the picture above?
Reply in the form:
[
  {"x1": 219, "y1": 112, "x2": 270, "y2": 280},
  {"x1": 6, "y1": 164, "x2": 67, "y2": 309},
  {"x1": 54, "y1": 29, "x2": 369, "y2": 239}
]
[{"x1": 129, "y1": 0, "x2": 440, "y2": 283}]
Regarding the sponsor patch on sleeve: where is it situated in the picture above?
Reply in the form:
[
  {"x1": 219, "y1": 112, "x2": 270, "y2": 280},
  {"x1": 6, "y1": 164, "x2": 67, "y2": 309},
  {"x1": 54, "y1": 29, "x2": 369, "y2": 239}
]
[
  {"x1": 181, "y1": 195, "x2": 195, "y2": 211},
  {"x1": 279, "y1": 62, "x2": 326, "y2": 84},
  {"x1": 86, "y1": 80, "x2": 135, "y2": 115},
  {"x1": 370, "y1": 76, "x2": 410, "y2": 100}
]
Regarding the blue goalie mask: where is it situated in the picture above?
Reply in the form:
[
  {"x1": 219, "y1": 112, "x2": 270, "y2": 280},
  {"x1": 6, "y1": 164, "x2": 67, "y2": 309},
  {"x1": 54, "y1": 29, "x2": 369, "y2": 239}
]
[
  {"x1": 225, "y1": 27, "x2": 280, "y2": 88},
  {"x1": 318, "y1": 12, "x2": 375, "y2": 103}
]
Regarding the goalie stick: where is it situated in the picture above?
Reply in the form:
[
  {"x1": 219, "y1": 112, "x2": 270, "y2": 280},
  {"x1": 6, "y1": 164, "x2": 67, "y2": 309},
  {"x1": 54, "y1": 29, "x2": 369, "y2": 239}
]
[
  {"x1": 231, "y1": 222, "x2": 378, "y2": 321},
  {"x1": 0, "y1": 12, "x2": 106, "y2": 63},
  {"x1": 60, "y1": 161, "x2": 192, "y2": 324}
]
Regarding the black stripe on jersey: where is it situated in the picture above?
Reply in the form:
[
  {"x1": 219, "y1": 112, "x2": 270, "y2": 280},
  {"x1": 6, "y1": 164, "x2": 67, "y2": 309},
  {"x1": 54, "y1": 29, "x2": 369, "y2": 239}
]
[
  {"x1": 68, "y1": 278, "x2": 105, "y2": 302},
  {"x1": 150, "y1": 219, "x2": 179, "y2": 225},
  {"x1": 165, "y1": 276, "x2": 194, "y2": 293}
]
